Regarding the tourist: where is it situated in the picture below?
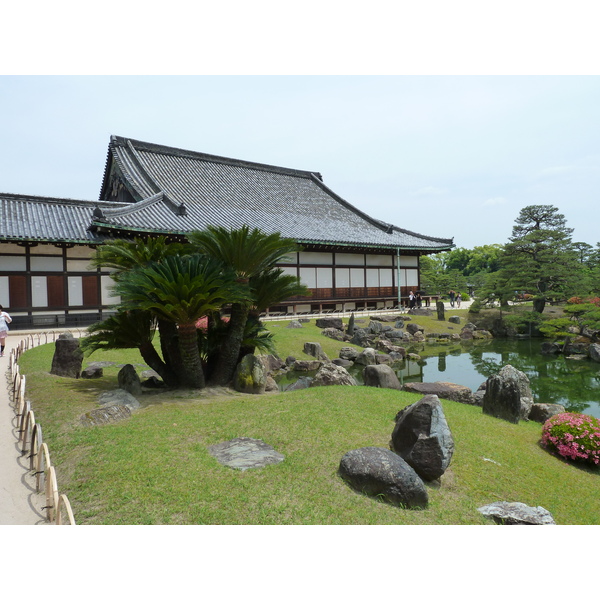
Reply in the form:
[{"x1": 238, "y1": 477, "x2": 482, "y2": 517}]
[
  {"x1": 449, "y1": 290, "x2": 456, "y2": 307},
  {"x1": 408, "y1": 290, "x2": 416, "y2": 309},
  {"x1": 416, "y1": 291, "x2": 423, "y2": 308},
  {"x1": 456, "y1": 293, "x2": 461, "y2": 308},
  {"x1": 0, "y1": 305, "x2": 12, "y2": 357}
]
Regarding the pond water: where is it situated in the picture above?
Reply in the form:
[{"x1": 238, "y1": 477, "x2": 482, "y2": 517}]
[{"x1": 280, "y1": 339, "x2": 600, "y2": 418}]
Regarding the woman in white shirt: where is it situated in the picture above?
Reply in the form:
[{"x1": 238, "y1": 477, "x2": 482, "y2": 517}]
[{"x1": 0, "y1": 305, "x2": 12, "y2": 357}]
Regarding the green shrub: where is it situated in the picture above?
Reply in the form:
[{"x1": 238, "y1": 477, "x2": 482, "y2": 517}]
[
  {"x1": 468, "y1": 299, "x2": 482, "y2": 313},
  {"x1": 541, "y1": 412, "x2": 600, "y2": 466}
]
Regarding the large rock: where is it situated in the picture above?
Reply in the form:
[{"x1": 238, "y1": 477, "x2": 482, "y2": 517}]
[
  {"x1": 208, "y1": 437, "x2": 285, "y2": 471},
  {"x1": 338, "y1": 447, "x2": 428, "y2": 509},
  {"x1": 402, "y1": 381, "x2": 474, "y2": 404},
  {"x1": 97, "y1": 389, "x2": 141, "y2": 410},
  {"x1": 589, "y1": 343, "x2": 600, "y2": 363},
  {"x1": 339, "y1": 347, "x2": 359, "y2": 361},
  {"x1": 315, "y1": 317, "x2": 343, "y2": 330},
  {"x1": 363, "y1": 364, "x2": 402, "y2": 390},
  {"x1": 310, "y1": 363, "x2": 357, "y2": 387},
  {"x1": 477, "y1": 501, "x2": 556, "y2": 525},
  {"x1": 528, "y1": 403, "x2": 565, "y2": 423},
  {"x1": 233, "y1": 354, "x2": 267, "y2": 394},
  {"x1": 286, "y1": 320, "x2": 303, "y2": 329},
  {"x1": 390, "y1": 395, "x2": 454, "y2": 481},
  {"x1": 482, "y1": 374, "x2": 521, "y2": 424},
  {"x1": 320, "y1": 327, "x2": 346, "y2": 341},
  {"x1": 284, "y1": 376, "x2": 312, "y2": 391},
  {"x1": 350, "y1": 328, "x2": 375, "y2": 347},
  {"x1": 436, "y1": 301, "x2": 445, "y2": 321},
  {"x1": 118, "y1": 364, "x2": 142, "y2": 395},
  {"x1": 303, "y1": 342, "x2": 329, "y2": 361},
  {"x1": 406, "y1": 323, "x2": 424, "y2": 336},
  {"x1": 293, "y1": 360, "x2": 323, "y2": 372},
  {"x1": 483, "y1": 364, "x2": 533, "y2": 421},
  {"x1": 355, "y1": 348, "x2": 378, "y2": 366},
  {"x1": 50, "y1": 332, "x2": 83, "y2": 378}
]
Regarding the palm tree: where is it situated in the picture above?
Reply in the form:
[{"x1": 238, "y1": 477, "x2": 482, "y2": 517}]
[
  {"x1": 91, "y1": 236, "x2": 191, "y2": 382},
  {"x1": 114, "y1": 254, "x2": 248, "y2": 389},
  {"x1": 81, "y1": 309, "x2": 179, "y2": 387},
  {"x1": 188, "y1": 226, "x2": 302, "y2": 385}
]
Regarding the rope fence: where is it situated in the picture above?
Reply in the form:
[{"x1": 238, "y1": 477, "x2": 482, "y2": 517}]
[{"x1": 8, "y1": 329, "x2": 83, "y2": 525}]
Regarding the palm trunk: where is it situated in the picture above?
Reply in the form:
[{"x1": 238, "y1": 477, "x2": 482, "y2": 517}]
[
  {"x1": 138, "y1": 341, "x2": 179, "y2": 388},
  {"x1": 158, "y1": 319, "x2": 185, "y2": 386},
  {"x1": 210, "y1": 302, "x2": 249, "y2": 386},
  {"x1": 177, "y1": 321, "x2": 206, "y2": 389}
]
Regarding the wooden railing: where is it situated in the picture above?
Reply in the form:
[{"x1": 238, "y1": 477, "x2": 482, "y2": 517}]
[{"x1": 8, "y1": 331, "x2": 81, "y2": 525}]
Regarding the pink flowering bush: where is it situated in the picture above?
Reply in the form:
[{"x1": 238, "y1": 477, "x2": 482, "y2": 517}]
[{"x1": 541, "y1": 412, "x2": 600, "y2": 466}]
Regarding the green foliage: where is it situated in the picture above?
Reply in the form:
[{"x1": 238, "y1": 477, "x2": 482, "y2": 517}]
[
  {"x1": 502, "y1": 311, "x2": 544, "y2": 335},
  {"x1": 540, "y1": 303, "x2": 600, "y2": 339}
]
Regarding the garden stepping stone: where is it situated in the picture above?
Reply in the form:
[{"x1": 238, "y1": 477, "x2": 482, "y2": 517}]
[
  {"x1": 477, "y1": 501, "x2": 556, "y2": 525},
  {"x1": 208, "y1": 437, "x2": 285, "y2": 471},
  {"x1": 80, "y1": 404, "x2": 132, "y2": 426}
]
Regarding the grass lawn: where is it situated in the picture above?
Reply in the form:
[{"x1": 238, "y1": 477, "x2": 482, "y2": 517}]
[{"x1": 17, "y1": 312, "x2": 600, "y2": 525}]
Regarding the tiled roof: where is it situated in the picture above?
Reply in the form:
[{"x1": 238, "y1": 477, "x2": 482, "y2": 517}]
[
  {"x1": 0, "y1": 193, "x2": 121, "y2": 244},
  {"x1": 94, "y1": 136, "x2": 454, "y2": 252}
]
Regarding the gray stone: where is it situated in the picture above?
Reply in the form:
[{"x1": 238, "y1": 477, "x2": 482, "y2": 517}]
[
  {"x1": 390, "y1": 395, "x2": 454, "y2": 481},
  {"x1": 436, "y1": 301, "x2": 445, "y2": 321},
  {"x1": 374, "y1": 353, "x2": 393, "y2": 365},
  {"x1": 284, "y1": 376, "x2": 312, "y2": 391},
  {"x1": 81, "y1": 365, "x2": 103, "y2": 379},
  {"x1": 449, "y1": 316, "x2": 461, "y2": 324},
  {"x1": 350, "y1": 328, "x2": 375, "y2": 347},
  {"x1": 384, "y1": 329, "x2": 407, "y2": 340},
  {"x1": 493, "y1": 364, "x2": 534, "y2": 420},
  {"x1": 118, "y1": 364, "x2": 142, "y2": 395},
  {"x1": 320, "y1": 327, "x2": 346, "y2": 341},
  {"x1": 310, "y1": 362, "x2": 357, "y2": 387},
  {"x1": 590, "y1": 343, "x2": 600, "y2": 363},
  {"x1": 402, "y1": 381, "x2": 474, "y2": 404},
  {"x1": 367, "y1": 320, "x2": 384, "y2": 335},
  {"x1": 208, "y1": 437, "x2": 285, "y2": 471},
  {"x1": 258, "y1": 354, "x2": 286, "y2": 373},
  {"x1": 482, "y1": 374, "x2": 521, "y2": 424},
  {"x1": 265, "y1": 375, "x2": 279, "y2": 392},
  {"x1": 528, "y1": 403, "x2": 565, "y2": 423},
  {"x1": 233, "y1": 354, "x2": 267, "y2": 394},
  {"x1": 541, "y1": 342, "x2": 562, "y2": 355},
  {"x1": 286, "y1": 320, "x2": 303, "y2": 328},
  {"x1": 80, "y1": 404, "x2": 132, "y2": 426},
  {"x1": 394, "y1": 319, "x2": 405, "y2": 329},
  {"x1": 338, "y1": 447, "x2": 428, "y2": 509},
  {"x1": 363, "y1": 364, "x2": 401, "y2": 390},
  {"x1": 408, "y1": 308, "x2": 433, "y2": 317},
  {"x1": 315, "y1": 317, "x2": 343, "y2": 330},
  {"x1": 406, "y1": 353, "x2": 422, "y2": 362},
  {"x1": 293, "y1": 359, "x2": 323, "y2": 372},
  {"x1": 355, "y1": 347, "x2": 378, "y2": 365},
  {"x1": 50, "y1": 333, "x2": 83, "y2": 378},
  {"x1": 370, "y1": 315, "x2": 397, "y2": 322},
  {"x1": 97, "y1": 389, "x2": 141, "y2": 410},
  {"x1": 332, "y1": 358, "x2": 354, "y2": 368},
  {"x1": 477, "y1": 501, "x2": 556, "y2": 525},
  {"x1": 406, "y1": 323, "x2": 424, "y2": 335},
  {"x1": 303, "y1": 341, "x2": 330, "y2": 361},
  {"x1": 339, "y1": 347, "x2": 359, "y2": 361}
]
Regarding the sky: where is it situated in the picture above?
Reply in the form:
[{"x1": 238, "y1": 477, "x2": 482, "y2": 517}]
[{"x1": 1, "y1": 75, "x2": 598, "y2": 251}]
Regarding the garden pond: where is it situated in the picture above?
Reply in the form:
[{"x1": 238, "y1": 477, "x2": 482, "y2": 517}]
[{"x1": 277, "y1": 338, "x2": 600, "y2": 418}]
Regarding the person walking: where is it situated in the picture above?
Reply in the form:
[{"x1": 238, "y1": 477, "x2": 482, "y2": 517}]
[
  {"x1": 408, "y1": 290, "x2": 416, "y2": 309},
  {"x1": 448, "y1": 290, "x2": 455, "y2": 308},
  {"x1": 0, "y1": 305, "x2": 12, "y2": 356},
  {"x1": 456, "y1": 292, "x2": 461, "y2": 308}
]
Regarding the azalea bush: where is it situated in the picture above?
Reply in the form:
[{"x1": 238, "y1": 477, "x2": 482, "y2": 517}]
[{"x1": 541, "y1": 412, "x2": 600, "y2": 466}]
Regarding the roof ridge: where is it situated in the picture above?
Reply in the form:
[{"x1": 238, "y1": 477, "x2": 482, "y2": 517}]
[
  {"x1": 110, "y1": 135, "x2": 322, "y2": 180},
  {"x1": 0, "y1": 192, "x2": 127, "y2": 207}
]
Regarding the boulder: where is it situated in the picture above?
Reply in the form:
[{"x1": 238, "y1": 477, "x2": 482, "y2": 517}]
[
  {"x1": 406, "y1": 353, "x2": 422, "y2": 362},
  {"x1": 265, "y1": 375, "x2": 279, "y2": 392},
  {"x1": 118, "y1": 364, "x2": 142, "y2": 396},
  {"x1": 408, "y1": 308, "x2": 433, "y2": 317},
  {"x1": 97, "y1": 389, "x2": 141, "y2": 411},
  {"x1": 528, "y1": 403, "x2": 565, "y2": 423},
  {"x1": 375, "y1": 354, "x2": 393, "y2": 365},
  {"x1": 233, "y1": 354, "x2": 267, "y2": 394},
  {"x1": 315, "y1": 317, "x2": 343, "y2": 330},
  {"x1": 590, "y1": 343, "x2": 600, "y2": 363},
  {"x1": 284, "y1": 376, "x2": 312, "y2": 391},
  {"x1": 258, "y1": 354, "x2": 286, "y2": 373},
  {"x1": 310, "y1": 363, "x2": 357, "y2": 387},
  {"x1": 370, "y1": 315, "x2": 397, "y2": 322},
  {"x1": 477, "y1": 501, "x2": 556, "y2": 525},
  {"x1": 488, "y1": 364, "x2": 534, "y2": 420},
  {"x1": 367, "y1": 320, "x2": 384, "y2": 335},
  {"x1": 50, "y1": 332, "x2": 83, "y2": 378},
  {"x1": 80, "y1": 404, "x2": 132, "y2": 427},
  {"x1": 402, "y1": 381, "x2": 474, "y2": 404},
  {"x1": 541, "y1": 342, "x2": 562, "y2": 355},
  {"x1": 363, "y1": 364, "x2": 402, "y2": 390},
  {"x1": 293, "y1": 360, "x2": 323, "y2": 372},
  {"x1": 81, "y1": 365, "x2": 103, "y2": 379},
  {"x1": 406, "y1": 323, "x2": 424, "y2": 336},
  {"x1": 482, "y1": 374, "x2": 521, "y2": 424},
  {"x1": 449, "y1": 316, "x2": 461, "y2": 324},
  {"x1": 355, "y1": 348, "x2": 378, "y2": 366},
  {"x1": 303, "y1": 341, "x2": 329, "y2": 361},
  {"x1": 390, "y1": 395, "x2": 454, "y2": 481},
  {"x1": 320, "y1": 327, "x2": 346, "y2": 341},
  {"x1": 286, "y1": 320, "x2": 303, "y2": 329},
  {"x1": 339, "y1": 347, "x2": 359, "y2": 361},
  {"x1": 384, "y1": 329, "x2": 408, "y2": 341},
  {"x1": 350, "y1": 328, "x2": 375, "y2": 347},
  {"x1": 436, "y1": 301, "x2": 445, "y2": 321},
  {"x1": 332, "y1": 358, "x2": 354, "y2": 368},
  {"x1": 338, "y1": 447, "x2": 428, "y2": 509},
  {"x1": 394, "y1": 319, "x2": 405, "y2": 329}
]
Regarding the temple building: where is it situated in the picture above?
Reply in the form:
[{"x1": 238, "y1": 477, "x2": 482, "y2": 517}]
[{"x1": 0, "y1": 135, "x2": 454, "y2": 329}]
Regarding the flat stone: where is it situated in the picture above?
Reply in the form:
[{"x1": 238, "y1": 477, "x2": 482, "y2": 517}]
[
  {"x1": 402, "y1": 381, "x2": 474, "y2": 404},
  {"x1": 80, "y1": 404, "x2": 132, "y2": 426},
  {"x1": 208, "y1": 437, "x2": 285, "y2": 471},
  {"x1": 477, "y1": 501, "x2": 556, "y2": 525}
]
